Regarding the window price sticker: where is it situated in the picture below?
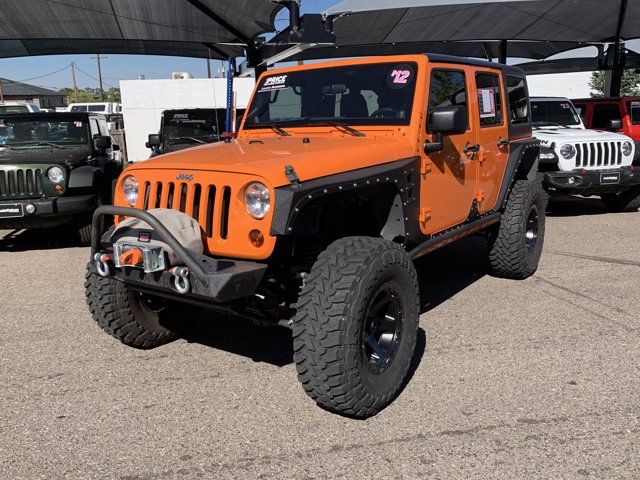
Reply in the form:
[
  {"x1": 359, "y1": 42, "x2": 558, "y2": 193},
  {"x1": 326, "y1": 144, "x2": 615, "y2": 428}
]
[{"x1": 478, "y1": 88, "x2": 496, "y2": 118}]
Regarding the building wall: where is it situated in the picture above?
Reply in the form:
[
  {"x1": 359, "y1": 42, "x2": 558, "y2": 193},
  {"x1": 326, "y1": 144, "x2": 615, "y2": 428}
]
[
  {"x1": 120, "y1": 77, "x2": 255, "y2": 162},
  {"x1": 526, "y1": 72, "x2": 593, "y2": 99},
  {"x1": 1, "y1": 95, "x2": 66, "y2": 108}
]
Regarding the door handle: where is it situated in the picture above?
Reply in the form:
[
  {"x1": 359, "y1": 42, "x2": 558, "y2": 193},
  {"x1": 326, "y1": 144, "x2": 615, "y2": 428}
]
[
  {"x1": 497, "y1": 139, "x2": 510, "y2": 148},
  {"x1": 464, "y1": 144, "x2": 480, "y2": 155}
]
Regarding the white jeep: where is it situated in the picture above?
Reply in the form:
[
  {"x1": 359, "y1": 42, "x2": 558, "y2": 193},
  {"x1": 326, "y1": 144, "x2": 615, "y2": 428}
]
[{"x1": 532, "y1": 97, "x2": 640, "y2": 212}]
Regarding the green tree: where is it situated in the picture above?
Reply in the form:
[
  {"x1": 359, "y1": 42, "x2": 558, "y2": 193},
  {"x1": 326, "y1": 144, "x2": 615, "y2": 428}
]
[
  {"x1": 58, "y1": 87, "x2": 121, "y2": 104},
  {"x1": 589, "y1": 70, "x2": 640, "y2": 97}
]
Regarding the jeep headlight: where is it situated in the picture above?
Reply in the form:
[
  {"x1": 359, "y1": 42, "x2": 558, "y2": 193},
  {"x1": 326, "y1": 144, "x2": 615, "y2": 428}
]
[
  {"x1": 122, "y1": 175, "x2": 138, "y2": 206},
  {"x1": 622, "y1": 141, "x2": 633, "y2": 157},
  {"x1": 245, "y1": 182, "x2": 270, "y2": 219},
  {"x1": 47, "y1": 166, "x2": 65, "y2": 183},
  {"x1": 560, "y1": 144, "x2": 576, "y2": 159}
]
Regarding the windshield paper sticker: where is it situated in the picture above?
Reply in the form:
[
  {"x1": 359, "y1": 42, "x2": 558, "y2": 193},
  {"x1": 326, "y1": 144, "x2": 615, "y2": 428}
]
[
  {"x1": 259, "y1": 75, "x2": 288, "y2": 93},
  {"x1": 561, "y1": 103, "x2": 571, "y2": 109},
  {"x1": 478, "y1": 88, "x2": 496, "y2": 118}
]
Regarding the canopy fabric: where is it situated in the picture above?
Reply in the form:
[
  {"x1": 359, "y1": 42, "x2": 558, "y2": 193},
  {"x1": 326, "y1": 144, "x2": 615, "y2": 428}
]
[
  {"x1": 0, "y1": 0, "x2": 283, "y2": 60},
  {"x1": 295, "y1": 0, "x2": 638, "y2": 61}
]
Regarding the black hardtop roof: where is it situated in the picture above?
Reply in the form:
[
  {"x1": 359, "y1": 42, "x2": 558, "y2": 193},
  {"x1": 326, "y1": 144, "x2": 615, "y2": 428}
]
[
  {"x1": 572, "y1": 96, "x2": 640, "y2": 102},
  {"x1": 424, "y1": 54, "x2": 527, "y2": 77}
]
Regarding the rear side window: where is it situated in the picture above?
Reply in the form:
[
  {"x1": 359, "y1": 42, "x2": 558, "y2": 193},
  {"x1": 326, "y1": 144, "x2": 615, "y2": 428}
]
[
  {"x1": 592, "y1": 103, "x2": 621, "y2": 129},
  {"x1": 506, "y1": 76, "x2": 528, "y2": 125},
  {"x1": 427, "y1": 69, "x2": 468, "y2": 131},
  {"x1": 627, "y1": 101, "x2": 640, "y2": 125},
  {"x1": 476, "y1": 73, "x2": 503, "y2": 127}
]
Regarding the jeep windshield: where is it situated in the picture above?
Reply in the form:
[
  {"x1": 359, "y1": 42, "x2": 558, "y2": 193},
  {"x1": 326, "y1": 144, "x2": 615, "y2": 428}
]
[
  {"x1": 531, "y1": 100, "x2": 582, "y2": 128},
  {"x1": 163, "y1": 110, "x2": 223, "y2": 145},
  {"x1": 244, "y1": 62, "x2": 418, "y2": 130},
  {"x1": 0, "y1": 116, "x2": 89, "y2": 149}
]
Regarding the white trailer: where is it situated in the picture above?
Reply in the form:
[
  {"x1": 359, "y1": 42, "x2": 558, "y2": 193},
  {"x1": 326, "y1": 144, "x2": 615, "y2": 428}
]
[{"x1": 120, "y1": 77, "x2": 254, "y2": 163}]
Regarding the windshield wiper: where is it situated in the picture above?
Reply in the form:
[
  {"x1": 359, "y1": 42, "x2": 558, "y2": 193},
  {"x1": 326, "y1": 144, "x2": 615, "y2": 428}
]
[
  {"x1": 169, "y1": 136, "x2": 207, "y2": 145},
  {"x1": 263, "y1": 123, "x2": 290, "y2": 136},
  {"x1": 36, "y1": 141, "x2": 67, "y2": 149},
  {"x1": 307, "y1": 120, "x2": 366, "y2": 137},
  {"x1": 0, "y1": 144, "x2": 17, "y2": 150}
]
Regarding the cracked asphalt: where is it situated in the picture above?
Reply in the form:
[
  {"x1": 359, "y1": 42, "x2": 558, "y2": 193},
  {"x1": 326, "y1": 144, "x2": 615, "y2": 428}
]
[{"x1": 1, "y1": 196, "x2": 639, "y2": 479}]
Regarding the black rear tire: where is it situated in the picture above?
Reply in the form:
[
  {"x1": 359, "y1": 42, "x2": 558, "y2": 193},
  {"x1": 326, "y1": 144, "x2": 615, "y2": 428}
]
[
  {"x1": 292, "y1": 237, "x2": 419, "y2": 418},
  {"x1": 601, "y1": 186, "x2": 640, "y2": 212},
  {"x1": 488, "y1": 180, "x2": 546, "y2": 280},
  {"x1": 85, "y1": 262, "x2": 183, "y2": 349}
]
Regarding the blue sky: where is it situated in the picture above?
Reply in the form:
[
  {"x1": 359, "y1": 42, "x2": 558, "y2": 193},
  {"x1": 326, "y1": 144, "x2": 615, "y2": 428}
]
[{"x1": 0, "y1": 0, "x2": 338, "y2": 91}]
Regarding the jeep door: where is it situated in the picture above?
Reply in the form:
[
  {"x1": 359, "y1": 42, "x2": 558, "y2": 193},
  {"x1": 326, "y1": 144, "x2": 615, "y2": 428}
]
[
  {"x1": 471, "y1": 69, "x2": 509, "y2": 214},
  {"x1": 419, "y1": 65, "x2": 478, "y2": 234}
]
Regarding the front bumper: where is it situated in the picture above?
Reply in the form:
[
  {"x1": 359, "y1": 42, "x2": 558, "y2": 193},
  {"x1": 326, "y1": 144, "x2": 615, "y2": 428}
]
[
  {"x1": 91, "y1": 206, "x2": 267, "y2": 304},
  {"x1": 543, "y1": 167, "x2": 640, "y2": 192},
  {"x1": 0, "y1": 195, "x2": 97, "y2": 223}
]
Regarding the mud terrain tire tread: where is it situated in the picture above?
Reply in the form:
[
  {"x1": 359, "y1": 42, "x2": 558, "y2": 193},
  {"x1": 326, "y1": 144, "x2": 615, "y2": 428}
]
[
  {"x1": 489, "y1": 180, "x2": 546, "y2": 280},
  {"x1": 85, "y1": 262, "x2": 180, "y2": 349},
  {"x1": 292, "y1": 236, "x2": 419, "y2": 418}
]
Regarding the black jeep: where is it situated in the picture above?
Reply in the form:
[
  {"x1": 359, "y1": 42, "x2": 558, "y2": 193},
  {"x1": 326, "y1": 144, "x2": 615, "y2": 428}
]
[
  {"x1": 0, "y1": 112, "x2": 122, "y2": 245},
  {"x1": 146, "y1": 108, "x2": 245, "y2": 157}
]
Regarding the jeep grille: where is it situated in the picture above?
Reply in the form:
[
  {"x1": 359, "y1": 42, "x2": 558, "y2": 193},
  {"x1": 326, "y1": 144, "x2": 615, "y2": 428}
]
[
  {"x1": 574, "y1": 141, "x2": 623, "y2": 169},
  {"x1": 0, "y1": 168, "x2": 44, "y2": 199},
  {"x1": 141, "y1": 180, "x2": 231, "y2": 239}
]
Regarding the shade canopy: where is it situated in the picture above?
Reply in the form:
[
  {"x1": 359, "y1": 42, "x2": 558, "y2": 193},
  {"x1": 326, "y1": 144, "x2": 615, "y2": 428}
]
[
  {"x1": 290, "y1": 0, "x2": 638, "y2": 61},
  {"x1": 0, "y1": 0, "x2": 284, "y2": 60}
]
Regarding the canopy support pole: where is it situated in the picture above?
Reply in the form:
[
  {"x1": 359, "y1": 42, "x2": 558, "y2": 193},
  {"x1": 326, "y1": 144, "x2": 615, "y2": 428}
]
[
  {"x1": 498, "y1": 40, "x2": 508, "y2": 64},
  {"x1": 225, "y1": 58, "x2": 236, "y2": 133},
  {"x1": 605, "y1": 0, "x2": 629, "y2": 97}
]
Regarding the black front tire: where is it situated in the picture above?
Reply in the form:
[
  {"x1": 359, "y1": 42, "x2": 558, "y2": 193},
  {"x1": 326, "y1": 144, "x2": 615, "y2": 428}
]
[
  {"x1": 488, "y1": 180, "x2": 546, "y2": 280},
  {"x1": 85, "y1": 262, "x2": 183, "y2": 349},
  {"x1": 76, "y1": 213, "x2": 93, "y2": 246},
  {"x1": 601, "y1": 186, "x2": 640, "y2": 212},
  {"x1": 292, "y1": 237, "x2": 419, "y2": 418}
]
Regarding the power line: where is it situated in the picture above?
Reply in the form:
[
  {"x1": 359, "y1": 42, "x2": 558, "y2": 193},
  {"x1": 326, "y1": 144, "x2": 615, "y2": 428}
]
[{"x1": 74, "y1": 65, "x2": 117, "y2": 89}]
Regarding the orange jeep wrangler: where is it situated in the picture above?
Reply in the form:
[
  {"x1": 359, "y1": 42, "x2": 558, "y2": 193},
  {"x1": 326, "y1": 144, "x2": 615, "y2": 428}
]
[{"x1": 86, "y1": 54, "x2": 544, "y2": 418}]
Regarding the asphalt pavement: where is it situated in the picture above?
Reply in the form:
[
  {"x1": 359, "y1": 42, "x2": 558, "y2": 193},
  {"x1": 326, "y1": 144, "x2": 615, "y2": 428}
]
[{"x1": 1, "y1": 196, "x2": 639, "y2": 479}]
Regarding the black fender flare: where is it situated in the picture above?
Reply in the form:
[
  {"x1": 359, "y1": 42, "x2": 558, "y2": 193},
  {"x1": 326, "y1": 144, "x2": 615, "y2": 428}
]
[
  {"x1": 270, "y1": 157, "x2": 420, "y2": 238},
  {"x1": 68, "y1": 165, "x2": 103, "y2": 189}
]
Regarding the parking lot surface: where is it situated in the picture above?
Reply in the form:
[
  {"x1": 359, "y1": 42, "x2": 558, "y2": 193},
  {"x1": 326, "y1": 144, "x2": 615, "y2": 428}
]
[{"x1": 1, "y1": 197, "x2": 639, "y2": 479}]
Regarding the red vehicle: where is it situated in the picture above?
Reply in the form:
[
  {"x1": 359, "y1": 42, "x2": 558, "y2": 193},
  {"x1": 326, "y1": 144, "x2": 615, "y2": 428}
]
[{"x1": 572, "y1": 97, "x2": 640, "y2": 160}]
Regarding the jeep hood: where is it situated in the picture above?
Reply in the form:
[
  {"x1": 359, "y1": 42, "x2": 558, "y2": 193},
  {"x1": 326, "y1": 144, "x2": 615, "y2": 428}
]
[
  {"x1": 127, "y1": 136, "x2": 416, "y2": 187},
  {"x1": 534, "y1": 128, "x2": 632, "y2": 145},
  {"x1": 0, "y1": 146, "x2": 92, "y2": 166}
]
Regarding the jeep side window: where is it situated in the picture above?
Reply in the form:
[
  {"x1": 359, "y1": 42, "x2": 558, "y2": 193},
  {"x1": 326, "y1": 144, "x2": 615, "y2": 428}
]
[
  {"x1": 475, "y1": 73, "x2": 503, "y2": 127},
  {"x1": 627, "y1": 101, "x2": 640, "y2": 125},
  {"x1": 89, "y1": 118, "x2": 100, "y2": 138},
  {"x1": 427, "y1": 69, "x2": 467, "y2": 131},
  {"x1": 592, "y1": 103, "x2": 621, "y2": 129},
  {"x1": 506, "y1": 76, "x2": 528, "y2": 125}
]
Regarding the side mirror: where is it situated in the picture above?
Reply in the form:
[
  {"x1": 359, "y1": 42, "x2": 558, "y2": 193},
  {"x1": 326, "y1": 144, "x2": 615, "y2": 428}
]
[
  {"x1": 608, "y1": 119, "x2": 622, "y2": 130},
  {"x1": 424, "y1": 105, "x2": 468, "y2": 154},
  {"x1": 94, "y1": 135, "x2": 112, "y2": 150},
  {"x1": 146, "y1": 134, "x2": 161, "y2": 149}
]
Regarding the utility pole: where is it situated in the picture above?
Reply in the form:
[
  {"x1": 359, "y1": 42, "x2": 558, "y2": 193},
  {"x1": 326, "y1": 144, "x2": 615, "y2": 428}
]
[
  {"x1": 90, "y1": 53, "x2": 107, "y2": 100},
  {"x1": 70, "y1": 62, "x2": 79, "y2": 102},
  {"x1": 0, "y1": 78, "x2": 4, "y2": 103},
  {"x1": 207, "y1": 58, "x2": 212, "y2": 79}
]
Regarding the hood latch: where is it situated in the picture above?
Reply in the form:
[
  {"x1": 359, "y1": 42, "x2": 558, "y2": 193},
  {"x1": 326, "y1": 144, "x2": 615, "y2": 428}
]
[{"x1": 285, "y1": 165, "x2": 302, "y2": 189}]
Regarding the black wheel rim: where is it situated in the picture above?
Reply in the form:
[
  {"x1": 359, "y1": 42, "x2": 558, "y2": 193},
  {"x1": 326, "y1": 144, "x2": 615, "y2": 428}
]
[
  {"x1": 361, "y1": 283, "x2": 404, "y2": 374},
  {"x1": 525, "y1": 204, "x2": 539, "y2": 252}
]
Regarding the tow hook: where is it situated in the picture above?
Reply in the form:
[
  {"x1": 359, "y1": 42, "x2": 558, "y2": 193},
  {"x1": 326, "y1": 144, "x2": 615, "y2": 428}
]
[
  {"x1": 94, "y1": 253, "x2": 112, "y2": 277},
  {"x1": 170, "y1": 266, "x2": 191, "y2": 294}
]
